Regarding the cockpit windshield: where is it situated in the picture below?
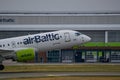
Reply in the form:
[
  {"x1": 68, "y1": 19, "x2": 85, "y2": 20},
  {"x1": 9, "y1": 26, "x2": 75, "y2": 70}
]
[{"x1": 75, "y1": 32, "x2": 82, "y2": 36}]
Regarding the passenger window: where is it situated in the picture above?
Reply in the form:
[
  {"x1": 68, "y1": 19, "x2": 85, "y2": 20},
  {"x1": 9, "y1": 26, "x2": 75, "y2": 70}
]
[
  {"x1": 8, "y1": 44, "x2": 10, "y2": 46},
  {"x1": 3, "y1": 44, "x2": 5, "y2": 47},
  {"x1": 17, "y1": 42, "x2": 19, "y2": 45},
  {"x1": 20, "y1": 42, "x2": 22, "y2": 44}
]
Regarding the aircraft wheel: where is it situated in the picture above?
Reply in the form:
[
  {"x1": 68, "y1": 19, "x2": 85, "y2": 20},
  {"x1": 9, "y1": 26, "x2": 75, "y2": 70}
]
[{"x1": 0, "y1": 65, "x2": 4, "y2": 70}]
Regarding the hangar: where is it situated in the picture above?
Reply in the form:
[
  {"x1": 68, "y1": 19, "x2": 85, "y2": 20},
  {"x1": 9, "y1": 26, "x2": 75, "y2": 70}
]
[{"x1": 0, "y1": 0, "x2": 120, "y2": 63}]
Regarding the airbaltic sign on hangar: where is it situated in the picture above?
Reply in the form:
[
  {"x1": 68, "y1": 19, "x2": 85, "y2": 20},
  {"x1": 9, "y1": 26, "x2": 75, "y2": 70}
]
[{"x1": 0, "y1": 18, "x2": 15, "y2": 23}]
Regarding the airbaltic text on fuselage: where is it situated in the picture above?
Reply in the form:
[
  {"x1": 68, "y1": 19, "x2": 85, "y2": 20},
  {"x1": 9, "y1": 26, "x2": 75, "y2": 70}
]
[{"x1": 23, "y1": 33, "x2": 60, "y2": 45}]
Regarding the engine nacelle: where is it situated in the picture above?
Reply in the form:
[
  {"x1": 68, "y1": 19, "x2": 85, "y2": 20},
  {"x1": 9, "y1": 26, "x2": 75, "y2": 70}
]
[{"x1": 16, "y1": 48, "x2": 35, "y2": 62}]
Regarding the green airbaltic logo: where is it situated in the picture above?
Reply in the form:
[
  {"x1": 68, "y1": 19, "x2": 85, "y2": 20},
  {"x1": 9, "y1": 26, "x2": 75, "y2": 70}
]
[{"x1": 21, "y1": 53, "x2": 32, "y2": 57}]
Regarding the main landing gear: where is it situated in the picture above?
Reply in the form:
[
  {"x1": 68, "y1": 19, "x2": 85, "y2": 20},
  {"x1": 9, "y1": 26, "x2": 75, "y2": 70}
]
[
  {"x1": 0, "y1": 64, "x2": 4, "y2": 70},
  {"x1": 0, "y1": 55, "x2": 4, "y2": 70}
]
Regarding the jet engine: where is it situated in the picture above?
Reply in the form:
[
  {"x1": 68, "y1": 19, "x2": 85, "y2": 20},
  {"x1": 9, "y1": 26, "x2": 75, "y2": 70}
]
[{"x1": 15, "y1": 48, "x2": 35, "y2": 62}]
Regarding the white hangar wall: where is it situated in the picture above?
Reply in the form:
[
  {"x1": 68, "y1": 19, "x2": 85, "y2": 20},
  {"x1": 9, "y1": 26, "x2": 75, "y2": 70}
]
[
  {"x1": 0, "y1": 14, "x2": 120, "y2": 25},
  {"x1": 0, "y1": 13, "x2": 120, "y2": 42}
]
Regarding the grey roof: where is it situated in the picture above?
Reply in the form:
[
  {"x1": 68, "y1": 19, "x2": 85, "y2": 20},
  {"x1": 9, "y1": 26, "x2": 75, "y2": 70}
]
[
  {"x1": 0, "y1": 25, "x2": 120, "y2": 31},
  {"x1": 0, "y1": 0, "x2": 120, "y2": 14}
]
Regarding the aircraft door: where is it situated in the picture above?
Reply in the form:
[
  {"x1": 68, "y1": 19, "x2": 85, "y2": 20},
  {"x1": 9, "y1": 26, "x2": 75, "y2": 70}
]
[
  {"x1": 11, "y1": 41, "x2": 16, "y2": 48},
  {"x1": 64, "y1": 32, "x2": 71, "y2": 42}
]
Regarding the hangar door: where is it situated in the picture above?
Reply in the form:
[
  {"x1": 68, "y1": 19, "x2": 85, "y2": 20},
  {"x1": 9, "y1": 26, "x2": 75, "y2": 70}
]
[
  {"x1": 62, "y1": 50, "x2": 74, "y2": 63},
  {"x1": 111, "y1": 51, "x2": 120, "y2": 62},
  {"x1": 85, "y1": 51, "x2": 97, "y2": 62}
]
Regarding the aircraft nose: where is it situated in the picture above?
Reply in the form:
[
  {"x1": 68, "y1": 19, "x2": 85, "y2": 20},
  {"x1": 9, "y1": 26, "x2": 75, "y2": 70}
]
[
  {"x1": 86, "y1": 35, "x2": 91, "y2": 42},
  {"x1": 83, "y1": 35, "x2": 91, "y2": 42}
]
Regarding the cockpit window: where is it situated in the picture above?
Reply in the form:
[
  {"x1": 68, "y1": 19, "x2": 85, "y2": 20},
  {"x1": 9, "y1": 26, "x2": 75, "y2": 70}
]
[{"x1": 75, "y1": 32, "x2": 81, "y2": 36}]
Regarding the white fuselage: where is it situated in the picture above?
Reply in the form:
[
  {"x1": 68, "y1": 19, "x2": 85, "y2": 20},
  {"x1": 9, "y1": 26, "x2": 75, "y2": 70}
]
[{"x1": 0, "y1": 30, "x2": 91, "y2": 51}]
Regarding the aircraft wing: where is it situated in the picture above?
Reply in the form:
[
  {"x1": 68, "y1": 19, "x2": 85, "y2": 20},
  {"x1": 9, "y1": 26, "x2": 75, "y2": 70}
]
[
  {"x1": 0, "y1": 48, "x2": 14, "y2": 53},
  {"x1": 0, "y1": 48, "x2": 34, "y2": 56}
]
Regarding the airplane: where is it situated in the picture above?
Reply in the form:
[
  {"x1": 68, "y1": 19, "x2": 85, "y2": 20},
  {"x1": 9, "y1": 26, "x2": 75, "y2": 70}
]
[{"x1": 0, "y1": 30, "x2": 91, "y2": 70}]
